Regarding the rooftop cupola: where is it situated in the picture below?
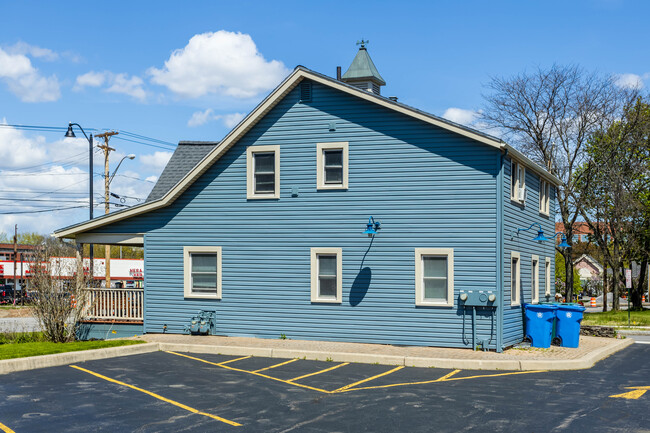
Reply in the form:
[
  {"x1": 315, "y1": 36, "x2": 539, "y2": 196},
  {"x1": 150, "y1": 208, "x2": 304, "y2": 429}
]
[{"x1": 341, "y1": 40, "x2": 386, "y2": 95}]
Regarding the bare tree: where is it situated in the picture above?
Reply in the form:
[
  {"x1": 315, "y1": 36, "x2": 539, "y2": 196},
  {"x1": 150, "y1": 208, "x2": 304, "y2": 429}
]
[
  {"x1": 29, "y1": 238, "x2": 92, "y2": 342},
  {"x1": 481, "y1": 64, "x2": 630, "y2": 302}
]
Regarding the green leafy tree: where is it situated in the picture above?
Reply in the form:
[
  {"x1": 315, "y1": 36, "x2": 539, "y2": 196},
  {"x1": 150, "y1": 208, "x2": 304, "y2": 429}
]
[{"x1": 555, "y1": 252, "x2": 582, "y2": 296}]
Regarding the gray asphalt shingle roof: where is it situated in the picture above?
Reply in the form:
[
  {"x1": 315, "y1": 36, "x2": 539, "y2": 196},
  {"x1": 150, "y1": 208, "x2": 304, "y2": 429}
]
[{"x1": 145, "y1": 141, "x2": 219, "y2": 202}]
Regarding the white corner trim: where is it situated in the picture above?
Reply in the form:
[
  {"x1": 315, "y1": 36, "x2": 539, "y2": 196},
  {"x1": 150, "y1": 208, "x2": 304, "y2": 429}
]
[
  {"x1": 317, "y1": 142, "x2": 349, "y2": 190},
  {"x1": 531, "y1": 255, "x2": 539, "y2": 304},
  {"x1": 511, "y1": 251, "x2": 521, "y2": 306},
  {"x1": 414, "y1": 248, "x2": 454, "y2": 307},
  {"x1": 183, "y1": 246, "x2": 222, "y2": 299},
  {"x1": 246, "y1": 145, "x2": 281, "y2": 199},
  {"x1": 310, "y1": 247, "x2": 342, "y2": 304},
  {"x1": 545, "y1": 257, "x2": 552, "y2": 296}
]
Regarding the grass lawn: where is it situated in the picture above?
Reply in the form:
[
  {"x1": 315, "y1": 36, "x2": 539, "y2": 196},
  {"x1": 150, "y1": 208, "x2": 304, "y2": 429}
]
[
  {"x1": 0, "y1": 339, "x2": 144, "y2": 360},
  {"x1": 583, "y1": 308, "x2": 650, "y2": 327}
]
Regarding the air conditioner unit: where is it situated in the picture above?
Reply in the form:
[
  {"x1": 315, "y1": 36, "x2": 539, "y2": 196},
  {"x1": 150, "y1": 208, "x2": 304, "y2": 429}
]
[{"x1": 518, "y1": 187, "x2": 526, "y2": 201}]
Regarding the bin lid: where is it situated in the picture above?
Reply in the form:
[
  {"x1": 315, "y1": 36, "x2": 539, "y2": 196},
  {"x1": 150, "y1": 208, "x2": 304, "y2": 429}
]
[
  {"x1": 556, "y1": 304, "x2": 586, "y2": 312},
  {"x1": 524, "y1": 303, "x2": 558, "y2": 311}
]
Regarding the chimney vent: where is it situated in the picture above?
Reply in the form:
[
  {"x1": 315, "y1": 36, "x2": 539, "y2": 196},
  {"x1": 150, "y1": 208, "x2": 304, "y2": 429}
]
[
  {"x1": 336, "y1": 66, "x2": 341, "y2": 80},
  {"x1": 388, "y1": 96, "x2": 398, "y2": 102}
]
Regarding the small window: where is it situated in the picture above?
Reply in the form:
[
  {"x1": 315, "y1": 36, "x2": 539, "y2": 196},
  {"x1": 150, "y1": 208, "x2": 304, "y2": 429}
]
[
  {"x1": 317, "y1": 142, "x2": 348, "y2": 190},
  {"x1": 511, "y1": 160, "x2": 526, "y2": 204},
  {"x1": 545, "y1": 257, "x2": 551, "y2": 296},
  {"x1": 415, "y1": 248, "x2": 454, "y2": 307},
  {"x1": 183, "y1": 246, "x2": 222, "y2": 299},
  {"x1": 511, "y1": 251, "x2": 520, "y2": 306},
  {"x1": 310, "y1": 248, "x2": 342, "y2": 303},
  {"x1": 539, "y1": 179, "x2": 550, "y2": 215},
  {"x1": 531, "y1": 255, "x2": 539, "y2": 304},
  {"x1": 247, "y1": 145, "x2": 280, "y2": 199}
]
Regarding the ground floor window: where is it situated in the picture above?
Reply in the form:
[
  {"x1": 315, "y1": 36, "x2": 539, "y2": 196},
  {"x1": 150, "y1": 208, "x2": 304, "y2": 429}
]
[
  {"x1": 511, "y1": 251, "x2": 520, "y2": 306},
  {"x1": 310, "y1": 248, "x2": 342, "y2": 303},
  {"x1": 183, "y1": 246, "x2": 222, "y2": 299},
  {"x1": 545, "y1": 257, "x2": 551, "y2": 296},
  {"x1": 531, "y1": 255, "x2": 539, "y2": 304},
  {"x1": 414, "y1": 248, "x2": 454, "y2": 307}
]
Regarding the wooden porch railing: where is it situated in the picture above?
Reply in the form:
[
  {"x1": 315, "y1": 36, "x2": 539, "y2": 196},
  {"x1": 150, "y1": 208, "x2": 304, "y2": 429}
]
[{"x1": 82, "y1": 288, "x2": 144, "y2": 322}]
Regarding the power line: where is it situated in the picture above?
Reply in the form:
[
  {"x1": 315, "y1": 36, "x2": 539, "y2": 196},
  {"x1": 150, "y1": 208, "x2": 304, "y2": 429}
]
[
  {"x1": 0, "y1": 205, "x2": 89, "y2": 215},
  {"x1": 113, "y1": 135, "x2": 176, "y2": 151},
  {"x1": 120, "y1": 130, "x2": 176, "y2": 147}
]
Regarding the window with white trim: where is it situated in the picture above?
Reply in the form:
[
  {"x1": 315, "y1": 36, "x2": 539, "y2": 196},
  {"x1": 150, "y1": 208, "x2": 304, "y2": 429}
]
[
  {"x1": 247, "y1": 145, "x2": 280, "y2": 199},
  {"x1": 531, "y1": 255, "x2": 539, "y2": 304},
  {"x1": 310, "y1": 248, "x2": 342, "y2": 303},
  {"x1": 183, "y1": 246, "x2": 222, "y2": 299},
  {"x1": 545, "y1": 257, "x2": 551, "y2": 296},
  {"x1": 511, "y1": 161, "x2": 526, "y2": 203},
  {"x1": 415, "y1": 248, "x2": 454, "y2": 307},
  {"x1": 317, "y1": 142, "x2": 348, "y2": 190},
  {"x1": 539, "y1": 179, "x2": 550, "y2": 215},
  {"x1": 511, "y1": 251, "x2": 521, "y2": 306}
]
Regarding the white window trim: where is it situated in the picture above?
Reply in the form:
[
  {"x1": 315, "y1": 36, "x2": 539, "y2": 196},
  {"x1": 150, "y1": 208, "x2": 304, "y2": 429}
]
[
  {"x1": 317, "y1": 142, "x2": 349, "y2": 190},
  {"x1": 545, "y1": 257, "x2": 551, "y2": 296},
  {"x1": 511, "y1": 251, "x2": 521, "y2": 306},
  {"x1": 539, "y1": 179, "x2": 550, "y2": 216},
  {"x1": 510, "y1": 160, "x2": 526, "y2": 205},
  {"x1": 246, "y1": 145, "x2": 280, "y2": 199},
  {"x1": 310, "y1": 248, "x2": 342, "y2": 303},
  {"x1": 531, "y1": 255, "x2": 539, "y2": 304},
  {"x1": 183, "y1": 246, "x2": 222, "y2": 299},
  {"x1": 414, "y1": 248, "x2": 454, "y2": 307}
]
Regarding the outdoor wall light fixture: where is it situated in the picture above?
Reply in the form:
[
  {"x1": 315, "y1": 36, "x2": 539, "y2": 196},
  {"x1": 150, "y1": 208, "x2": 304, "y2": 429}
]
[
  {"x1": 516, "y1": 222, "x2": 550, "y2": 243},
  {"x1": 554, "y1": 232, "x2": 571, "y2": 248},
  {"x1": 363, "y1": 216, "x2": 381, "y2": 237}
]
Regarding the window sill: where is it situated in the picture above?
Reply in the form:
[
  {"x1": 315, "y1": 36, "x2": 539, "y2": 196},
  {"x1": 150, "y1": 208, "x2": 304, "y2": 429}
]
[
  {"x1": 510, "y1": 198, "x2": 526, "y2": 207},
  {"x1": 247, "y1": 193, "x2": 280, "y2": 200},
  {"x1": 510, "y1": 302, "x2": 521, "y2": 307},
  {"x1": 184, "y1": 293, "x2": 221, "y2": 300},
  {"x1": 539, "y1": 210, "x2": 550, "y2": 218},
  {"x1": 311, "y1": 298, "x2": 341, "y2": 304},
  {"x1": 415, "y1": 301, "x2": 454, "y2": 308},
  {"x1": 317, "y1": 184, "x2": 348, "y2": 191}
]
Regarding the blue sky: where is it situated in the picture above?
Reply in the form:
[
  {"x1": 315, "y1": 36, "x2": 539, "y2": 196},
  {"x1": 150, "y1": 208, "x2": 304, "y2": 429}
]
[{"x1": 0, "y1": 0, "x2": 648, "y2": 235}]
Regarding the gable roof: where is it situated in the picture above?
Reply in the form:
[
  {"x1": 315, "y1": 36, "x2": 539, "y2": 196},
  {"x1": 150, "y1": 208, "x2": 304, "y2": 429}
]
[
  {"x1": 574, "y1": 254, "x2": 603, "y2": 273},
  {"x1": 54, "y1": 66, "x2": 561, "y2": 239},
  {"x1": 146, "y1": 141, "x2": 219, "y2": 202}
]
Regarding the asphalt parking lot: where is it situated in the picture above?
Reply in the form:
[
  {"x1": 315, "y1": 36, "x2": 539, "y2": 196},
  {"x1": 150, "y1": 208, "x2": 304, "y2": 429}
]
[{"x1": 1, "y1": 344, "x2": 649, "y2": 432}]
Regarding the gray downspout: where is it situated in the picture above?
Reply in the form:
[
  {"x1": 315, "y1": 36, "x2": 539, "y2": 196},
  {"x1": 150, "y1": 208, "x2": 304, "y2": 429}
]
[{"x1": 496, "y1": 150, "x2": 506, "y2": 352}]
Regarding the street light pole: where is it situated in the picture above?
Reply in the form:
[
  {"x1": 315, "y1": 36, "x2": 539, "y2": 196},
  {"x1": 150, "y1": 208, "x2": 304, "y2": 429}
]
[{"x1": 65, "y1": 123, "x2": 94, "y2": 282}]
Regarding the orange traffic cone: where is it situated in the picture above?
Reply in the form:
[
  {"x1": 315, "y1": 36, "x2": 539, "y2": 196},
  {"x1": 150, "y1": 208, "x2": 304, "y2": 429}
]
[{"x1": 590, "y1": 297, "x2": 596, "y2": 307}]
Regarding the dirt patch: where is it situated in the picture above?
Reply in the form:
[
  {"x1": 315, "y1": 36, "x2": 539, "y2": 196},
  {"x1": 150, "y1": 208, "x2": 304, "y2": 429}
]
[{"x1": 0, "y1": 307, "x2": 35, "y2": 318}]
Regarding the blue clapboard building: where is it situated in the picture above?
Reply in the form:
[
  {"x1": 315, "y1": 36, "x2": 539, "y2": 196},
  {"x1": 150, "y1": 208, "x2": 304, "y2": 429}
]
[{"x1": 56, "y1": 46, "x2": 559, "y2": 351}]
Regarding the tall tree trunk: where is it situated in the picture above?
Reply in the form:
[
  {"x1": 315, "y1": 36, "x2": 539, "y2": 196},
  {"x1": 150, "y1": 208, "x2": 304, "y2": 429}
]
[
  {"x1": 612, "y1": 264, "x2": 621, "y2": 311},
  {"x1": 632, "y1": 259, "x2": 647, "y2": 310},
  {"x1": 602, "y1": 259, "x2": 608, "y2": 312}
]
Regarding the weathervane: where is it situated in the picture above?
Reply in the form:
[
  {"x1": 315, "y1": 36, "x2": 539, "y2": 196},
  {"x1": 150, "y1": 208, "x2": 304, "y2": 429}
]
[{"x1": 356, "y1": 39, "x2": 369, "y2": 48}]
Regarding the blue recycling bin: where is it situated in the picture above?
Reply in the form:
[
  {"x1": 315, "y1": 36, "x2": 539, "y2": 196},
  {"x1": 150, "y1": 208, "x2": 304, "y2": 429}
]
[
  {"x1": 524, "y1": 304, "x2": 558, "y2": 348},
  {"x1": 555, "y1": 304, "x2": 586, "y2": 348}
]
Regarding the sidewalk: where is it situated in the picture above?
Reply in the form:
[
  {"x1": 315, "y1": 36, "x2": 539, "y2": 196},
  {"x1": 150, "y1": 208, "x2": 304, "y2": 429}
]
[{"x1": 136, "y1": 333, "x2": 633, "y2": 371}]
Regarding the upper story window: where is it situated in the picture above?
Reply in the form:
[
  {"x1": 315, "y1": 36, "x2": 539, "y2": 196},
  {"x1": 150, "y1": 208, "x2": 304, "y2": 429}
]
[
  {"x1": 414, "y1": 248, "x2": 454, "y2": 307},
  {"x1": 317, "y1": 142, "x2": 348, "y2": 190},
  {"x1": 183, "y1": 246, "x2": 222, "y2": 299},
  {"x1": 247, "y1": 145, "x2": 280, "y2": 199},
  {"x1": 539, "y1": 179, "x2": 550, "y2": 215},
  {"x1": 511, "y1": 160, "x2": 526, "y2": 204},
  {"x1": 310, "y1": 248, "x2": 342, "y2": 303}
]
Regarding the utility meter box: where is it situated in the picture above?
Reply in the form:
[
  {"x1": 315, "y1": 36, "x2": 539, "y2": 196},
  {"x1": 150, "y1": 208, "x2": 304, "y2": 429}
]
[{"x1": 459, "y1": 291, "x2": 497, "y2": 307}]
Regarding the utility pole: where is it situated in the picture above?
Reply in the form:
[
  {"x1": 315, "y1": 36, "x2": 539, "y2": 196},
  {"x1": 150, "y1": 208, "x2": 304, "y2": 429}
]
[
  {"x1": 95, "y1": 131, "x2": 118, "y2": 289},
  {"x1": 12, "y1": 224, "x2": 17, "y2": 306}
]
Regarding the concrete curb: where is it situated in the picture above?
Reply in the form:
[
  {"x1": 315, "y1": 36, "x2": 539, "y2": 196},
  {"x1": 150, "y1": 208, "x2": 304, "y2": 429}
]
[
  {"x1": 0, "y1": 337, "x2": 635, "y2": 375},
  {"x1": 0, "y1": 342, "x2": 159, "y2": 375},
  {"x1": 158, "y1": 338, "x2": 634, "y2": 371}
]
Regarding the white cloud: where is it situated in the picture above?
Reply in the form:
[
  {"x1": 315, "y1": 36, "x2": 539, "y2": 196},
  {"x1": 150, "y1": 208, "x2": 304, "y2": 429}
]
[
  {"x1": 188, "y1": 109, "x2": 246, "y2": 128},
  {"x1": 149, "y1": 30, "x2": 289, "y2": 99},
  {"x1": 145, "y1": 175, "x2": 158, "y2": 183},
  {"x1": 614, "y1": 73, "x2": 647, "y2": 89},
  {"x1": 188, "y1": 109, "x2": 215, "y2": 127},
  {"x1": 442, "y1": 108, "x2": 481, "y2": 126},
  {"x1": 7, "y1": 42, "x2": 58, "y2": 61},
  {"x1": 0, "y1": 47, "x2": 60, "y2": 102},
  {"x1": 139, "y1": 151, "x2": 173, "y2": 172},
  {"x1": 74, "y1": 70, "x2": 146, "y2": 100}
]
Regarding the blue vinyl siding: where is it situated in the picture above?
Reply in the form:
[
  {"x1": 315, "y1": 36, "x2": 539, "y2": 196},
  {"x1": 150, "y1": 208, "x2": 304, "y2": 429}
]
[
  {"x1": 502, "y1": 157, "x2": 556, "y2": 348},
  {"x1": 102, "y1": 81, "x2": 502, "y2": 348}
]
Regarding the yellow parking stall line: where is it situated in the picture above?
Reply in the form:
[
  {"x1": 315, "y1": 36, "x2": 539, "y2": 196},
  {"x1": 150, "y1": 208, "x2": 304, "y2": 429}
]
[
  {"x1": 332, "y1": 366, "x2": 405, "y2": 393},
  {"x1": 70, "y1": 365, "x2": 241, "y2": 427},
  {"x1": 287, "y1": 362, "x2": 350, "y2": 382},
  {"x1": 167, "y1": 351, "x2": 333, "y2": 394},
  {"x1": 218, "y1": 355, "x2": 253, "y2": 366},
  {"x1": 338, "y1": 369, "x2": 545, "y2": 393},
  {"x1": 0, "y1": 421, "x2": 16, "y2": 433},
  {"x1": 253, "y1": 358, "x2": 299, "y2": 373}
]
